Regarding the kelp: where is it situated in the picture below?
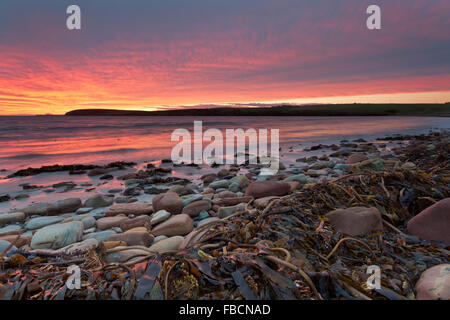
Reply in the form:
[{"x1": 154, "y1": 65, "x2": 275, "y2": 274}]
[{"x1": 1, "y1": 131, "x2": 449, "y2": 300}]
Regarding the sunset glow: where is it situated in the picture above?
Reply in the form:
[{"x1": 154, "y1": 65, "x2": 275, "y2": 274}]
[{"x1": 0, "y1": 0, "x2": 449, "y2": 115}]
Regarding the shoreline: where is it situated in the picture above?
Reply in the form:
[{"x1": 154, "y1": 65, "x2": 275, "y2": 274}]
[
  {"x1": 64, "y1": 104, "x2": 450, "y2": 117},
  {"x1": 0, "y1": 129, "x2": 449, "y2": 300}
]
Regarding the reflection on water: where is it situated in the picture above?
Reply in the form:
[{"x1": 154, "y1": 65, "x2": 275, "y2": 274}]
[{"x1": 0, "y1": 116, "x2": 449, "y2": 171}]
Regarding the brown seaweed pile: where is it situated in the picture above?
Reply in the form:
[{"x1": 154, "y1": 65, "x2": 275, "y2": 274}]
[{"x1": 1, "y1": 131, "x2": 449, "y2": 300}]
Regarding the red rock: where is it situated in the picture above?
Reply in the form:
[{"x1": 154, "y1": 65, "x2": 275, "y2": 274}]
[
  {"x1": 415, "y1": 264, "x2": 450, "y2": 300},
  {"x1": 181, "y1": 200, "x2": 211, "y2": 217},
  {"x1": 152, "y1": 192, "x2": 183, "y2": 215},
  {"x1": 217, "y1": 191, "x2": 237, "y2": 198},
  {"x1": 407, "y1": 198, "x2": 450, "y2": 243},
  {"x1": 151, "y1": 214, "x2": 194, "y2": 237},
  {"x1": 244, "y1": 181, "x2": 291, "y2": 199},
  {"x1": 107, "y1": 231, "x2": 154, "y2": 247},
  {"x1": 106, "y1": 203, "x2": 153, "y2": 217},
  {"x1": 96, "y1": 216, "x2": 129, "y2": 230},
  {"x1": 120, "y1": 216, "x2": 151, "y2": 232},
  {"x1": 346, "y1": 153, "x2": 369, "y2": 164},
  {"x1": 325, "y1": 207, "x2": 383, "y2": 236}
]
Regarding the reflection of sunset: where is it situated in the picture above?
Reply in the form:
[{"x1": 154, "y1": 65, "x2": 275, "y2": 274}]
[{"x1": 1, "y1": 116, "x2": 448, "y2": 172}]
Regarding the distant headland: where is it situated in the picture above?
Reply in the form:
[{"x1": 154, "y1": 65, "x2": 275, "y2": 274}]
[{"x1": 65, "y1": 103, "x2": 450, "y2": 117}]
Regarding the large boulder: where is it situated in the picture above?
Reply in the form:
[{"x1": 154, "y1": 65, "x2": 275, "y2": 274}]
[
  {"x1": 407, "y1": 198, "x2": 450, "y2": 243},
  {"x1": 151, "y1": 214, "x2": 194, "y2": 237},
  {"x1": 47, "y1": 198, "x2": 82, "y2": 215},
  {"x1": 106, "y1": 203, "x2": 153, "y2": 217},
  {"x1": 84, "y1": 194, "x2": 114, "y2": 208},
  {"x1": 152, "y1": 192, "x2": 183, "y2": 215},
  {"x1": 181, "y1": 200, "x2": 211, "y2": 217},
  {"x1": 30, "y1": 221, "x2": 84, "y2": 249},
  {"x1": 245, "y1": 181, "x2": 291, "y2": 199},
  {"x1": 325, "y1": 207, "x2": 383, "y2": 236},
  {"x1": 415, "y1": 264, "x2": 450, "y2": 300}
]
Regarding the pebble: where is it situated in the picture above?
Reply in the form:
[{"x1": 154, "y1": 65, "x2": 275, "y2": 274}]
[
  {"x1": 30, "y1": 221, "x2": 84, "y2": 249},
  {"x1": 120, "y1": 215, "x2": 151, "y2": 231},
  {"x1": 209, "y1": 180, "x2": 229, "y2": 189},
  {"x1": 150, "y1": 210, "x2": 171, "y2": 225},
  {"x1": 217, "y1": 203, "x2": 246, "y2": 218},
  {"x1": 245, "y1": 181, "x2": 291, "y2": 199},
  {"x1": 325, "y1": 207, "x2": 383, "y2": 236},
  {"x1": 106, "y1": 203, "x2": 153, "y2": 216},
  {"x1": 407, "y1": 198, "x2": 450, "y2": 243},
  {"x1": 284, "y1": 174, "x2": 307, "y2": 183},
  {"x1": 0, "y1": 212, "x2": 26, "y2": 225},
  {"x1": 96, "y1": 216, "x2": 129, "y2": 230},
  {"x1": 25, "y1": 216, "x2": 65, "y2": 230},
  {"x1": 182, "y1": 200, "x2": 212, "y2": 217},
  {"x1": 152, "y1": 192, "x2": 183, "y2": 215},
  {"x1": 47, "y1": 198, "x2": 82, "y2": 215},
  {"x1": 84, "y1": 194, "x2": 114, "y2": 208},
  {"x1": 151, "y1": 214, "x2": 194, "y2": 237},
  {"x1": 108, "y1": 231, "x2": 154, "y2": 247},
  {"x1": 148, "y1": 236, "x2": 184, "y2": 254}
]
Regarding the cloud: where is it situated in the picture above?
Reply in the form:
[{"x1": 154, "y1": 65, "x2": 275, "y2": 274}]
[{"x1": 0, "y1": 0, "x2": 449, "y2": 114}]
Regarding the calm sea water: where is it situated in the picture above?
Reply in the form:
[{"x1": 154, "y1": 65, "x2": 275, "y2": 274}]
[{"x1": 0, "y1": 116, "x2": 449, "y2": 172}]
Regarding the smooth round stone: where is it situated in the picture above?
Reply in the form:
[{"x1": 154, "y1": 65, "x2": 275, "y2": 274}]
[
  {"x1": 196, "y1": 217, "x2": 220, "y2": 228},
  {"x1": 151, "y1": 214, "x2": 194, "y2": 237},
  {"x1": 0, "y1": 212, "x2": 26, "y2": 225},
  {"x1": 182, "y1": 194, "x2": 203, "y2": 207},
  {"x1": 181, "y1": 200, "x2": 211, "y2": 218},
  {"x1": 149, "y1": 236, "x2": 184, "y2": 254},
  {"x1": 88, "y1": 208, "x2": 107, "y2": 218},
  {"x1": 0, "y1": 225, "x2": 22, "y2": 234},
  {"x1": 152, "y1": 235, "x2": 168, "y2": 244},
  {"x1": 25, "y1": 216, "x2": 65, "y2": 230},
  {"x1": 81, "y1": 216, "x2": 96, "y2": 229},
  {"x1": 84, "y1": 194, "x2": 114, "y2": 208},
  {"x1": 151, "y1": 210, "x2": 171, "y2": 225},
  {"x1": 30, "y1": 221, "x2": 84, "y2": 250},
  {"x1": 198, "y1": 211, "x2": 210, "y2": 220},
  {"x1": 284, "y1": 174, "x2": 307, "y2": 183},
  {"x1": 76, "y1": 207, "x2": 93, "y2": 214},
  {"x1": 209, "y1": 180, "x2": 229, "y2": 189},
  {"x1": 83, "y1": 230, "x2": 116, "y2": 242}
]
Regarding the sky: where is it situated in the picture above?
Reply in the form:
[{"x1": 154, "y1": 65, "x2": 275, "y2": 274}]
[{"x1": 0, "y1": 0, "x2": 449, "y2": 115}]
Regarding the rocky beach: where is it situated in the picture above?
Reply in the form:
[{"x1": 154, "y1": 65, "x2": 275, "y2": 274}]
[{"x1": 0, "y1": 129, "x2": 449, "y2": 300}]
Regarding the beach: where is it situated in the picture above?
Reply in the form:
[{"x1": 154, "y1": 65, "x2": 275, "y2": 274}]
[{"x1": 0, "y1": 116, "x2": 449, "y2": 300}]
